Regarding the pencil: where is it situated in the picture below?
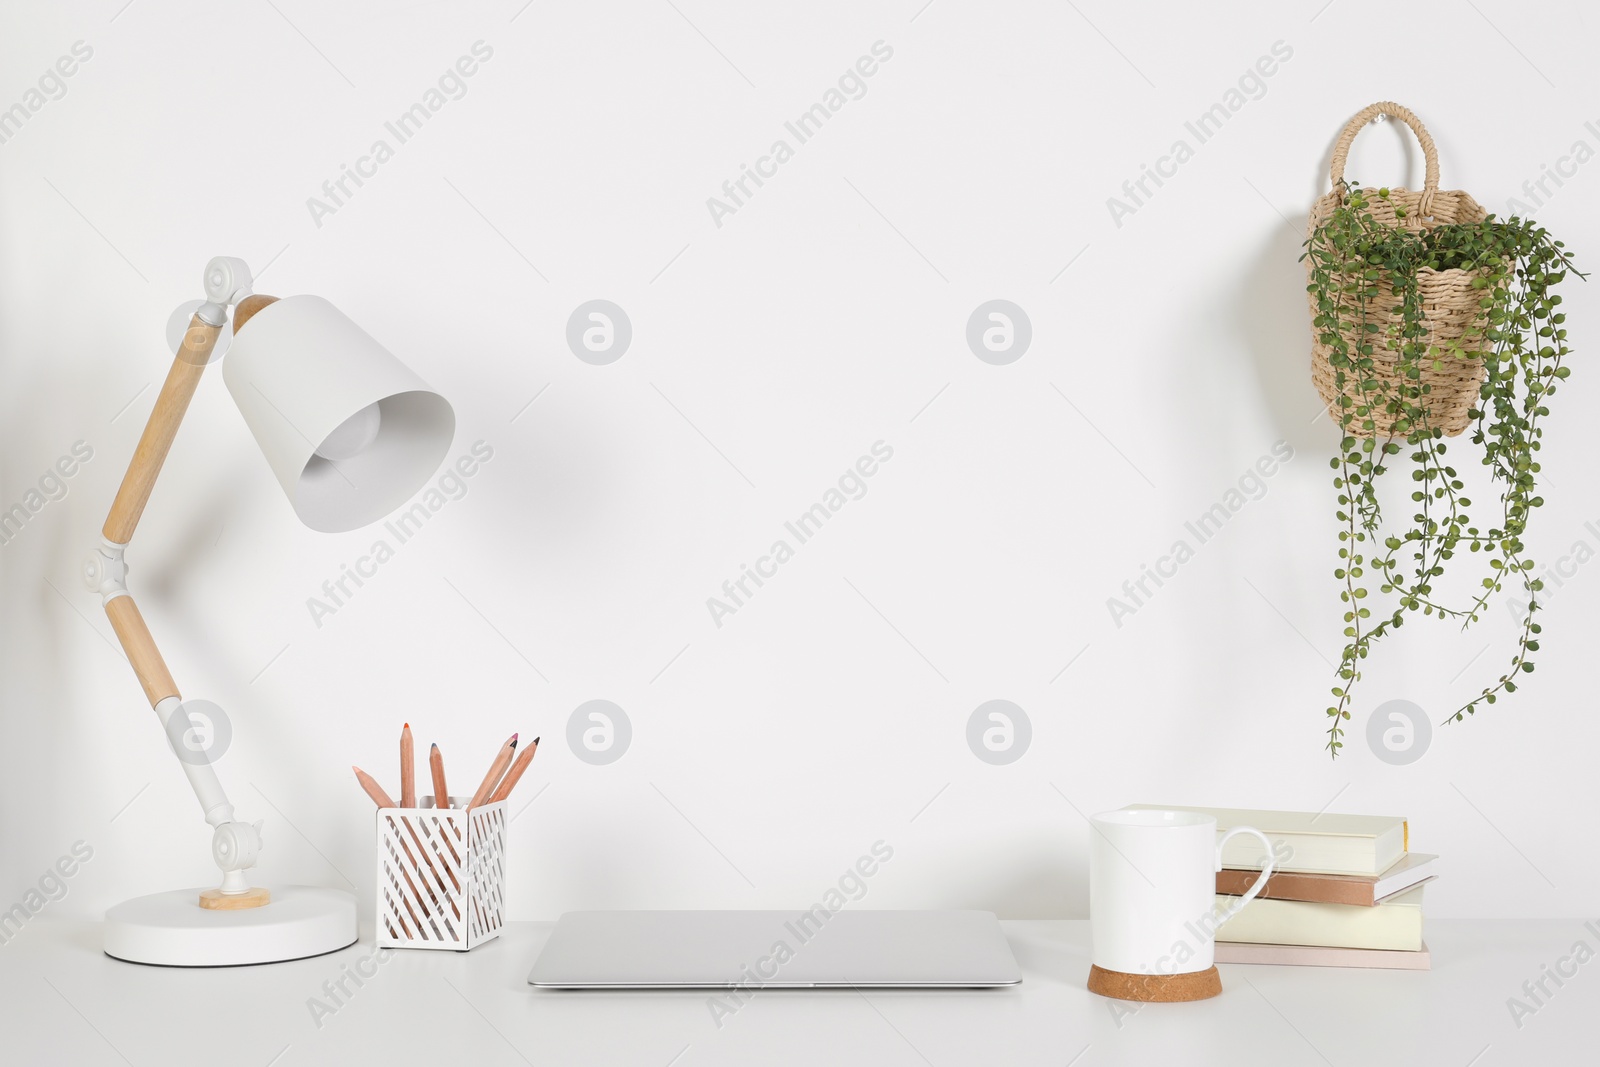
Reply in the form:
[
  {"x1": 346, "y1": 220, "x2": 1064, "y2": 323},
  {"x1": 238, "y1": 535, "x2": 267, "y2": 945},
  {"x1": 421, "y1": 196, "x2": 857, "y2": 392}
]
[
  {"x1": 353, "y1": 765, "x2": 396, "y2": 808},
  {"x1": 429, "y1": 742, "x2": 450, "y2": 809},
  {"x1": 488, "y1": 736, "x2": 540, "y2": 803},
  {"x1": 400, "y1": 723, "x2": 416, "y2": 809},
  {"x1": 430, "y1": 742, "x2": 463, "y2": 868},
  {"x1": 468, "y1": 733, "x2": 517, "y2": 808}
]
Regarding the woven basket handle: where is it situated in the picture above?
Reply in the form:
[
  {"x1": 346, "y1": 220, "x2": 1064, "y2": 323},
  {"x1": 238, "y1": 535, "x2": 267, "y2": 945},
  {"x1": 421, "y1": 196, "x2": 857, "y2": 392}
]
[{"x1": 1329, "y1": 101, "x2": 1440, "y2": 212}]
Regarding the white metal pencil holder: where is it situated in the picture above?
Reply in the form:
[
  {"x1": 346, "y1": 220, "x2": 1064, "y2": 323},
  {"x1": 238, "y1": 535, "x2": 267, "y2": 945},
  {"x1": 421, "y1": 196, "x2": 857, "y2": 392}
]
[{"x1": 375, "y1": 796, "x2": 506, "y2": 950}]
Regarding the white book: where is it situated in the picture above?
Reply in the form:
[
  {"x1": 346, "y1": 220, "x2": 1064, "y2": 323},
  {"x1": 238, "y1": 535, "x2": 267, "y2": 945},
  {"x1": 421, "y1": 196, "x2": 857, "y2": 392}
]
[
  {"x1": 1123, "y1": 804, "x2": 1407, "y2": 876},
  {"x1": 1214, "y1": 884, "x2": 1425, "y2": 952}
]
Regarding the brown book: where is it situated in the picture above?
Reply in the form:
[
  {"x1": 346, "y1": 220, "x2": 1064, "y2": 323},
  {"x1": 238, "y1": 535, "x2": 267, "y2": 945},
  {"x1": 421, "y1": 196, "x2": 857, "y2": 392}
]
[{"x1": 1216, "y1": 853, "x2": 1437, "y2": 906}]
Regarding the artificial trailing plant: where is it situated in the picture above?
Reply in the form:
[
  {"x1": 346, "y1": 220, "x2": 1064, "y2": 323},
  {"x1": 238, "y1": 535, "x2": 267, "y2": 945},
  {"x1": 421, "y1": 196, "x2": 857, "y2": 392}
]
[{"x1": 1303, "y1": 182, "x2": 1582, "y2": 756}]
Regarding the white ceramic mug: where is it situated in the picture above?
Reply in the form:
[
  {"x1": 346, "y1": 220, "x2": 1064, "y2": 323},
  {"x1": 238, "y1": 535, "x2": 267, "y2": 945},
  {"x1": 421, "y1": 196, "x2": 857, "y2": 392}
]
[{"x1": 1089, "y1": 809, "x2": 1275, "y2": 976}]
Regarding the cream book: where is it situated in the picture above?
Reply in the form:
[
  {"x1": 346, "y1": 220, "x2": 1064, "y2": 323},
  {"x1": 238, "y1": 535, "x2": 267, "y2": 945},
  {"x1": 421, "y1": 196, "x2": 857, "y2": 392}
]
[
  {"x1": 1124, "y1": 804, "x2": 1407, "y2": 875},
  {"x1": 1214, "y1": 884, "x2": 1425, "y2": 951}
]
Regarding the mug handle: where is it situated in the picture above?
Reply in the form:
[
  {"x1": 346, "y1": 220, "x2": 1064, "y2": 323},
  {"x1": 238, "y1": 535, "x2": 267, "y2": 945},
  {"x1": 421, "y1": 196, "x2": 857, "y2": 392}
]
[{"x1": 1214, "y1": 826, "x2": 1275, "y2": 924}]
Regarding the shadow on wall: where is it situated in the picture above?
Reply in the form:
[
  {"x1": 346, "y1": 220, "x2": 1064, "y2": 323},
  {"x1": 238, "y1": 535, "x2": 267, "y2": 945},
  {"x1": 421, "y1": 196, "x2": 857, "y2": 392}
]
[
  {"x1": 1234, "y1": 220, "x2": 1328, "y2": 458},
  {"x1": 136, "y1": 465, "x2": 252, "y2": 600},
  {"x1": 979, "y1": 856, "x2": 1085, "y2": 920},
  {"x1": 918, "y1": 847, "x2": 1082, "y2": 919},
  {"x1": 1047, "y1": 858, "x2": 1090, "y2": 920}
]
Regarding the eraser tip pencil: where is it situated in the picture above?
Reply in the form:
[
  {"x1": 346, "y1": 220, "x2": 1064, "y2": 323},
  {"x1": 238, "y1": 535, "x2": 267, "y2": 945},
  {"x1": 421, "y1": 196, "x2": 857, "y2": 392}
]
[
  {"x1": 488, "y1": 735, "x2": 541, "y2": 803},
  {"x1": 468, "y1": 733, "x2": 518, "y2": 808}
]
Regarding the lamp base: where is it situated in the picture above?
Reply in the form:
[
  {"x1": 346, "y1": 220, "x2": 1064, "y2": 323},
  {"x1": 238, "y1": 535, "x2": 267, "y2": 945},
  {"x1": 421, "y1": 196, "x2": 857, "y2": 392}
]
[{"x1": 105, "y1": 885, "x2": 357, "y2": 966}]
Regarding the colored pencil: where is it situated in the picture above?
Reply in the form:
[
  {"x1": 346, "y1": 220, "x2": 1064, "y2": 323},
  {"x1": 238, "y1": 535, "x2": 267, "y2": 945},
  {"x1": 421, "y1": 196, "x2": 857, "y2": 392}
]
[
  {"x1": 429, "y1": 742, "x2": 450, "y2": 809},
  {"x1": 488, "y1": 736, "x2": 540, "y2": 803},
  {"x1": 353, "y1": 765, "x2": 396, "y2": 808},
  {"x1": 400, "y1": 723, "x2": 416, "y2": 808},
  {"x1": 468, "y1": 733, "x2": 517, "y2": 808}
]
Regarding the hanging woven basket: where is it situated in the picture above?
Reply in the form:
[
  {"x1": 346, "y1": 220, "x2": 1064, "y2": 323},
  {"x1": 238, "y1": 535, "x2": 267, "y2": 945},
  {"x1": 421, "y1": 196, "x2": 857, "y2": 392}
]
[{"x1": 1305, "y1": 101, "x2": 1493, "y2": 438}]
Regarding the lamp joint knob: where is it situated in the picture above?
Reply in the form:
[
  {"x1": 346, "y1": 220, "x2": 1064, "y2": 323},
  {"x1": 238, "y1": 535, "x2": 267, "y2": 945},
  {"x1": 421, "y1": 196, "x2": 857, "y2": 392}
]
[
  {"x1": 212, "y1": 819, "x2": 263, "y2": 873},
  {"x1": 82, "y1": 540, "x2": 128, "y2": 601},
  {"x1": 202, "y1": 256, "x2": 253, "y2": 306}
]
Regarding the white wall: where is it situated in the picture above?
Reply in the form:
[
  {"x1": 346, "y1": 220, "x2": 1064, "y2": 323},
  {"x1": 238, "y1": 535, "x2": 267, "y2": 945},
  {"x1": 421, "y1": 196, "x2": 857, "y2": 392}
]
[{"x1": 2, "y1": 0, "x2": 1596, "y2": 923}]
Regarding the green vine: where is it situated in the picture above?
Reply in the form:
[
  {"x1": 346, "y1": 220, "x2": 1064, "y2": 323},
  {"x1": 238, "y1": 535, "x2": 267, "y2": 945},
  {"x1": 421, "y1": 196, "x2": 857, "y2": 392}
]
[{"x1": 1303, "y1": 182, "x2": 1582, "y2": 756}]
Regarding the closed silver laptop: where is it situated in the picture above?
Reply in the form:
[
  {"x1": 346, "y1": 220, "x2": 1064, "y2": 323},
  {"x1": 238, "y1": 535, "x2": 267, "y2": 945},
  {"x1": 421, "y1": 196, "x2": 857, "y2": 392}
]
[{"x1": 528, "y1": 910, "x2": 1022, "y2": 989}]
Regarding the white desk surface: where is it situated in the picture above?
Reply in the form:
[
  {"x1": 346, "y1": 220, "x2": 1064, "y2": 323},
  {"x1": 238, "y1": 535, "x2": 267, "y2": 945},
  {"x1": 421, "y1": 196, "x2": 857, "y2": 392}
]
[{"x1": 4, "y1": 918, "x2": 1592, "y2": 1065}]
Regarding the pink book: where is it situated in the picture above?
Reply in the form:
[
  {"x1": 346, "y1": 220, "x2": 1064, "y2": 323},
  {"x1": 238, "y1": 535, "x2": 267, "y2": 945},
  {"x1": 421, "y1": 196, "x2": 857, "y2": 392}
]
[{"x1": 1215, "y1": 940, "x2": 1430, "y2": 970}]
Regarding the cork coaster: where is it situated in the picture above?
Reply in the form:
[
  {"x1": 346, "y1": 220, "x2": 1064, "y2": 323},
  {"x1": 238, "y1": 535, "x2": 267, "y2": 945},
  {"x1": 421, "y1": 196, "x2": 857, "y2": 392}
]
[
  {"x1": 1087, "y1": 964, "x2": 1222, "y2": 1002},
  {"x1": 198, "y1": 886, "x2": 271, "y2": 911}
]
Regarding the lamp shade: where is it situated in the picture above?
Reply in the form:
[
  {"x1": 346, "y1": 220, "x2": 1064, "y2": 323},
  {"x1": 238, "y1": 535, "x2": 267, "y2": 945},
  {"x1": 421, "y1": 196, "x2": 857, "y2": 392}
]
[{"x1": 222, "y1": 295, "x2": 455, "y2": 533}]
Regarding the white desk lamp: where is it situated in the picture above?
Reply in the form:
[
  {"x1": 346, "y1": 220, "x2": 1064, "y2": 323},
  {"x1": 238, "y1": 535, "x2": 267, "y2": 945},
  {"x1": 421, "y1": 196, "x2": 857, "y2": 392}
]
[{"x1": 86, "y1": 257, "x2": 454, "y2": 965}]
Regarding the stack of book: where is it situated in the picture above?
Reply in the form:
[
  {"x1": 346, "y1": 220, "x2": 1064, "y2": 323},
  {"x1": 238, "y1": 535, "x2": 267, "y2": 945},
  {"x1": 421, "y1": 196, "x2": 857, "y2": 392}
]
[{"x1": 1129, "y1": 804, "x2": 1436, "y2": 970}]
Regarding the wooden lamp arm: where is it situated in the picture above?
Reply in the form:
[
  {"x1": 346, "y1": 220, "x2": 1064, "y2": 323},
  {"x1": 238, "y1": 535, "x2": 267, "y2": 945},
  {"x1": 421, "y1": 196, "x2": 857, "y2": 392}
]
[
  {"x1": 95, "y1": 296, "x2": 274, "y2": 706},
  {"x1": 96, "y1": 316, "x2": 219, "y2": 709},
  {"x1": 102, "y1": 318, "x2": 217, "y2": 544},
  {"x1": 88, "y1": 307, "x2": 269, "y2": 901}
]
